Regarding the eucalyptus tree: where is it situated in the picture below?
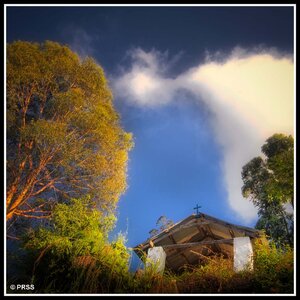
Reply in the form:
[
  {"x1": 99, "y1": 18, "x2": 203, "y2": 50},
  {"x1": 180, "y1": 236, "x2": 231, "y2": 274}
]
[
  {"x1": 241, "y1": 134, "x2": 294, "y2": 246},
  {"x1": 6, "y1": 41, "x2": 133, "y2": 221}
]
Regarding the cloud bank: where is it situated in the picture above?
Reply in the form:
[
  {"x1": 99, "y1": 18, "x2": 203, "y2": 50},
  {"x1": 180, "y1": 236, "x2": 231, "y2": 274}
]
[{"x1": 113, "y1": 47, "x2": 294, "y2": 223}]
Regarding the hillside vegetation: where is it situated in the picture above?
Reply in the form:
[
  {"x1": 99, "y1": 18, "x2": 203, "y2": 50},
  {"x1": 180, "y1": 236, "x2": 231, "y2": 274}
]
[{"x1": 6, "y1": 41, "x2": 294, "y2": 295}]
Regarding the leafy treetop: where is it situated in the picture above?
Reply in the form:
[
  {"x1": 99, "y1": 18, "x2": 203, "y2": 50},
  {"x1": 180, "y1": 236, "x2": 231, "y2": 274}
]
[{"x1": 6, "y1": 41, "x2": 133, "y2": 221}]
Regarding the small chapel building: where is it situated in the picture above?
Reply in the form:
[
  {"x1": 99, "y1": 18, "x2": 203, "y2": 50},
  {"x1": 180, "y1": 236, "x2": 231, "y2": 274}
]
[{"x1": 134, "y1": 211, "x2": 263, "y2": 273}]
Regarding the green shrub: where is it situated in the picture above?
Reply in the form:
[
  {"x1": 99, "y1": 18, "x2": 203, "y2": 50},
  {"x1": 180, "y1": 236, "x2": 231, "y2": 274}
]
[
  {"x1": 11, "y1": 196, "x2": 131, "y2": 293},
  {"x1": 252, "y1": 238, "x2": 294, "y2": 293}
]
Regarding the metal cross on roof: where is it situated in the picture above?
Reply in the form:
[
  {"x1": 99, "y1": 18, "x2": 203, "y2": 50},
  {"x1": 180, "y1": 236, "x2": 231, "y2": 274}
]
[{"x1": 193, "y1": 204, "x2": 201, "y2": 216}]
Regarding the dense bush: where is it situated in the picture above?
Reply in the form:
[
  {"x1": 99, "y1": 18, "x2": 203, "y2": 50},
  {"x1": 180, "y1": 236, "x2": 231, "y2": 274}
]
[
  {"x1": 7, "y1": 197, "x2": 131, "y2": 293},
  {"x1": 252, "y1": 239, "x2": 294, "y2": 293}
]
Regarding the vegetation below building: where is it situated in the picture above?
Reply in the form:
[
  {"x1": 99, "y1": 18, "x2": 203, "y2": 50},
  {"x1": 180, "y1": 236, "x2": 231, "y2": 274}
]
[{"x1": 7, "y1": 198, "x2": 294, "y2": 294}]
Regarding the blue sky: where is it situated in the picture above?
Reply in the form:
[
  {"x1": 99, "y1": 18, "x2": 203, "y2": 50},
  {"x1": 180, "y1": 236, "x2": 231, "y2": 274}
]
[{"x1": 6, "y1": 5, "x2": 294, "y2": 270}]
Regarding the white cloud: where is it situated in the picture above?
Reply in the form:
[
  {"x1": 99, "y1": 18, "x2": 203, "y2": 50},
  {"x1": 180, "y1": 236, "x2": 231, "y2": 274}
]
[
  {"x1": 126, "y1": 47, "x2": 184, "y2": 74},
  {"x1": 113, "y1": 48, "x2": 294, "y2": 224},
  {"x1": 186, "y1": 53, "x2": 293, "y2": 137},
  {"x1": 113, "y1": 48, "x2": 179, "y2": 106}
]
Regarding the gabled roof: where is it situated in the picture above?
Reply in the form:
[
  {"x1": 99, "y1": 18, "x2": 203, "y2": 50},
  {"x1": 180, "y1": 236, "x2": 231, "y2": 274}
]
[{"x1": 134, "y1": 212, "x2": 262, "y2": 272}]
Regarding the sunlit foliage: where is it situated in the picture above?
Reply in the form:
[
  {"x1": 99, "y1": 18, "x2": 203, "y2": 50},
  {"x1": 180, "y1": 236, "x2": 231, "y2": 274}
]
[
  {"x1": 18, "y1": 197, "x2": 131, "y2": 293},
  {"x1": 6, "y1": 41, "x2": 133, "y2": 221},
  {"x1": 252, "y1": 238, "x2": 293, "y2": 293}
]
